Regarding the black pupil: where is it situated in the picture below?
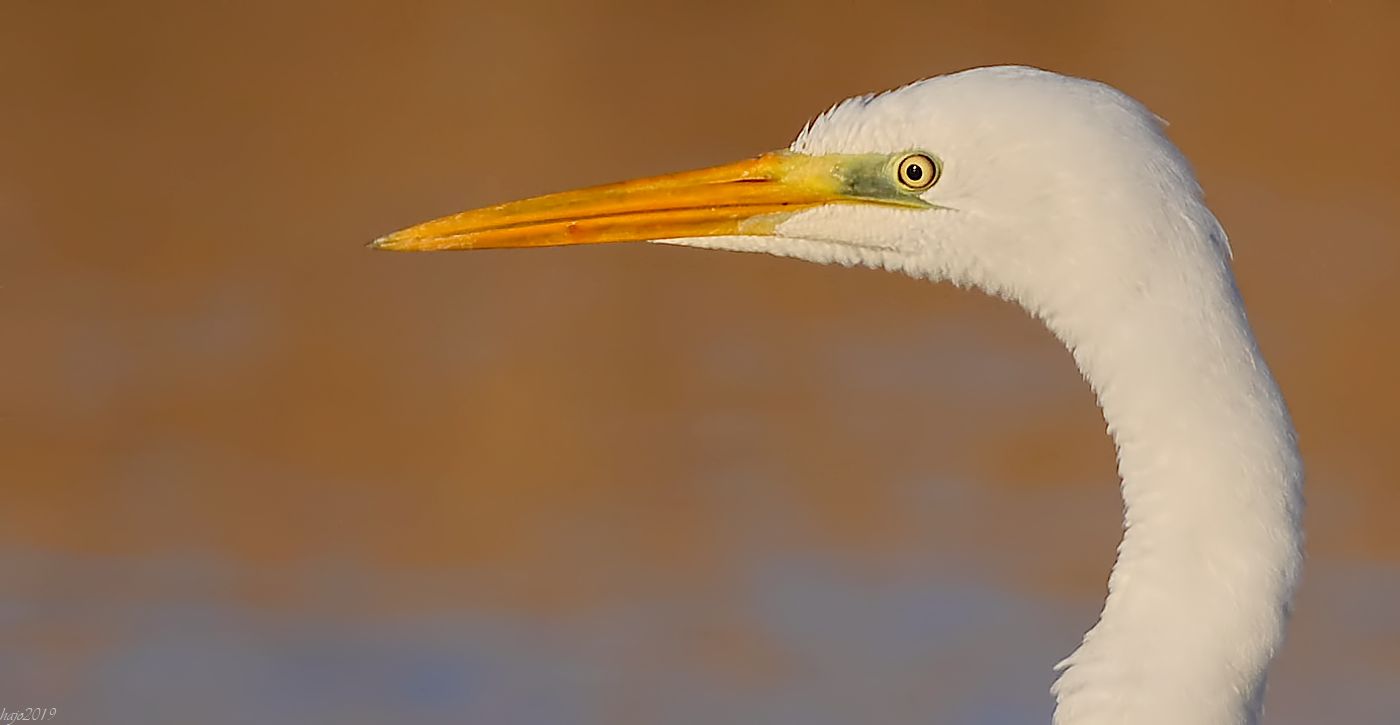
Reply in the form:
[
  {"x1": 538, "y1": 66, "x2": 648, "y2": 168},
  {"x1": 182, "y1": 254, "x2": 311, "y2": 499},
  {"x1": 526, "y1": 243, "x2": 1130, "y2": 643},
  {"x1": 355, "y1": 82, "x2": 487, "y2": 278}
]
[{"x1": 905, "y1": 162, "x2": 924, "y2": 181}]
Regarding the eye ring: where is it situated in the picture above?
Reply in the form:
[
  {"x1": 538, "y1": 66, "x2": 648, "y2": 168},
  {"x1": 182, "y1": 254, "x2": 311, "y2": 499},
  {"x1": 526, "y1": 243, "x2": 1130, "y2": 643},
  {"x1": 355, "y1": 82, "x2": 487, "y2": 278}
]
[{"x1": 896, "y1": 152, "x2": 939, "y2": 191}]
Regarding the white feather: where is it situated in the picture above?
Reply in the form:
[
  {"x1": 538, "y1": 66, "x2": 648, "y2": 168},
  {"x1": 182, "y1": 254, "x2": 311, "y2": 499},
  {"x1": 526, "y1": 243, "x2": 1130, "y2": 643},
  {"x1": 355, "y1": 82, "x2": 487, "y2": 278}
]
[{"x1": 660, "y1": 66, "x2": 1303, "y2": 725}]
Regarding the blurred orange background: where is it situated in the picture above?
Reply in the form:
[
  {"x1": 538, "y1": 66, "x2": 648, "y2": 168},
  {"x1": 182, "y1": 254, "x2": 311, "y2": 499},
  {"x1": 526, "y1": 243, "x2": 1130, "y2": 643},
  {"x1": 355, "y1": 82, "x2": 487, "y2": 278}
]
[{"x1": 2, "y1": 2, "x2": 1397, "y2": 723}]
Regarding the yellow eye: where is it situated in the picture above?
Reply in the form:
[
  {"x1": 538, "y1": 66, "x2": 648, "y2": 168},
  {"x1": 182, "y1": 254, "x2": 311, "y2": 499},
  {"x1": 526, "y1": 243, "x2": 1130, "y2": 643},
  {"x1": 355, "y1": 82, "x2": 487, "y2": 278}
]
[{"x1": 896, "y1": 152, "x2": 939, "y2": 191}]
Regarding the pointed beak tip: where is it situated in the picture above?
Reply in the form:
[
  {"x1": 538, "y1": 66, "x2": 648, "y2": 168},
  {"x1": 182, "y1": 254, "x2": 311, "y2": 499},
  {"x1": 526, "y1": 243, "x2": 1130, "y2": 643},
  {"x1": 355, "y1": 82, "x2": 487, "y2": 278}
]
[{"x1": 369, "y1": 234, "x2": 404, "y2": 251}]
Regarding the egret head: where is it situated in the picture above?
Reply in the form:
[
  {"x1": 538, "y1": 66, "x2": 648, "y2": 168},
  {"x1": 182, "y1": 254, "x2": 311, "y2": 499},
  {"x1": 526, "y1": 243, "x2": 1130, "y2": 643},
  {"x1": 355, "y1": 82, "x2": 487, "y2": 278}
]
[{"x1": 374, "y1": 66, "x2": 1225, "y2": 324}]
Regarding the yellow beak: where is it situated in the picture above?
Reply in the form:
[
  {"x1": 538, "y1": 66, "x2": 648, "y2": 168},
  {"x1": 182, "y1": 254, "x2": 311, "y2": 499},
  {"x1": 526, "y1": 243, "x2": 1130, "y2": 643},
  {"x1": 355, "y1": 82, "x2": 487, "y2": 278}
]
[{"x1": 371, "y1": 151, "x2": 926, "y2": 251}]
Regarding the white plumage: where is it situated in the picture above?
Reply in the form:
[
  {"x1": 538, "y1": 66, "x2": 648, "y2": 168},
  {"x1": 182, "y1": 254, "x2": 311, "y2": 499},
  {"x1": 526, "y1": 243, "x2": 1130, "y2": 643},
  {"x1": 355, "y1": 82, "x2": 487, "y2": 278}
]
[{"x1": 674, "y1": 67, "x2": 1303, "y2": 725}]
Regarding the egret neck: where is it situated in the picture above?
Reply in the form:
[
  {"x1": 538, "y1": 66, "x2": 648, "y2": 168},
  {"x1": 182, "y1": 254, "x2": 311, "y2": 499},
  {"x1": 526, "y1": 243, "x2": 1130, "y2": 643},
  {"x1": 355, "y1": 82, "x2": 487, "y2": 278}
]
[{"x1": 1039, "y1": 217, "x2": 1302, "y2": 725}]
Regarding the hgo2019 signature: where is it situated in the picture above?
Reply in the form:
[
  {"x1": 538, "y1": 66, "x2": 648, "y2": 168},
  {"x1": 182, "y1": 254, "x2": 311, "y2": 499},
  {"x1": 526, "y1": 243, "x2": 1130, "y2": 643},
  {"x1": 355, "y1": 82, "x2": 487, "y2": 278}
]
[{"x1": 0, "y1": 708, "x2": 57, "y2": 722}]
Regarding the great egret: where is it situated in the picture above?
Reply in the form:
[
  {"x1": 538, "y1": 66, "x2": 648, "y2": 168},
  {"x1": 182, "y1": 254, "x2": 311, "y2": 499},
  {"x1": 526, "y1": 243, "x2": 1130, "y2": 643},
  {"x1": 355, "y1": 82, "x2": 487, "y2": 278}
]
[{"x1": 374, "y1": 66, "x2": 1303, "y2": 725}]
